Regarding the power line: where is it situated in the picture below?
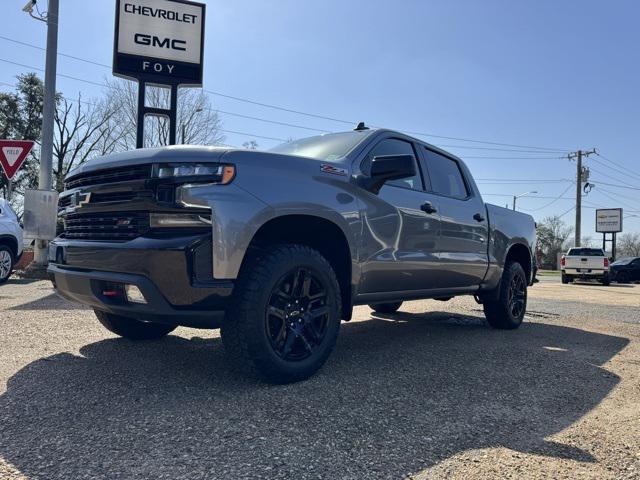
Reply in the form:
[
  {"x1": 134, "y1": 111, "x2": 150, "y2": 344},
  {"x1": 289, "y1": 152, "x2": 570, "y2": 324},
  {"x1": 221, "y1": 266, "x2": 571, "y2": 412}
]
[
  {"x1": 594, "y1": 188, "x2": 640, "y2": 212},
  {"x1": 476, "y1": 178, "x2": 570, "y2": 183},
  {"x1": 462, "y1": 156, "x2": 562, "y2": 160},
  {"x1": 1, "y1": 56, "x2": 573, "y2": 152},
  {"x1": 596, "y1": 185, "x2": 640, "y2": 205},
  {"x1": 589, "y1": 156, "x2": 640, "y2": 183},
  {"x1": 595, "y1": 151, "x2": 640, "y2": 181},
  {"x1": 588, "y1": 166, "x2": 638, "y2": 188},
  {"x1": 0, "y1": 37, "x2": 573, "y2": 152},
  {"x1": 589, "y1": 179, "x2": 640, "y2": 191},
  {"x1": 526, "y1": 184, "x2": 575, "y2": 212}
]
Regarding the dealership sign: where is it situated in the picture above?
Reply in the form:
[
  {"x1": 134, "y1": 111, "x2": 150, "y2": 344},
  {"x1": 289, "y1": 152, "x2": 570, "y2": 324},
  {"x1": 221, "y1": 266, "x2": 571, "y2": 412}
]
[
  {"x1": 113, "y1": 0, "x2": 205, "y2": 85},
  {"x1": 596, "y1": 208, "x2": 623, "y2": 233}
]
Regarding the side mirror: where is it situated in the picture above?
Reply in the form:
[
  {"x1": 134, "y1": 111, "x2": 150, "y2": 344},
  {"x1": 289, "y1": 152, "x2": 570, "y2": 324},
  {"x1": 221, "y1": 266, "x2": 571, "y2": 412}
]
[{"x1": 360, "y1": 154, "x2": 416, "y2": 194}]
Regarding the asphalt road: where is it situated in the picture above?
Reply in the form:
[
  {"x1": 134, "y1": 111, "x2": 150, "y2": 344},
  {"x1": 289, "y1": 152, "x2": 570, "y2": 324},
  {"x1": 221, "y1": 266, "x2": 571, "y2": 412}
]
[{"x1": 0, "y1": 278, "x2": 639, "y2": 479}]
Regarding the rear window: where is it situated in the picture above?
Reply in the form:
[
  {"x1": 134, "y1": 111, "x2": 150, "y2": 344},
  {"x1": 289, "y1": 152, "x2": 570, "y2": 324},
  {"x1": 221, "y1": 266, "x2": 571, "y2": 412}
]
[{"x1": 567, "y1": 248, "x2": 605, "y2": 256}]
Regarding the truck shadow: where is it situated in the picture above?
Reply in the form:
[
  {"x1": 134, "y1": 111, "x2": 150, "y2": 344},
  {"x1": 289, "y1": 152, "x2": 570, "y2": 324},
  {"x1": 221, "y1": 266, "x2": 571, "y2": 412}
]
[{"x1": 0, "y1": 311, "x2": 628, "y2": 479}]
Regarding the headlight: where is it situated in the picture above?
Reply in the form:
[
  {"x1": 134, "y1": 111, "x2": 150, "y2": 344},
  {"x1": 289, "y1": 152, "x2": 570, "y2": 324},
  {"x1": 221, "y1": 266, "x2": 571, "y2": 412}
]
[
  {"x1": 150, "y1": 213, "x2": 212, "y2": 228},
  {"x1": 157, "y1": 163, "x2": 235, "y2": 184}
]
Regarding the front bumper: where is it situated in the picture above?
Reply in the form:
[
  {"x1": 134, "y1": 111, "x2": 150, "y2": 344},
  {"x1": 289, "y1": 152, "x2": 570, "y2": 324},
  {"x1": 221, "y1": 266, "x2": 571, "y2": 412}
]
[{"x1": 47, "y1": 233, "x2": 233, "y2": 328}]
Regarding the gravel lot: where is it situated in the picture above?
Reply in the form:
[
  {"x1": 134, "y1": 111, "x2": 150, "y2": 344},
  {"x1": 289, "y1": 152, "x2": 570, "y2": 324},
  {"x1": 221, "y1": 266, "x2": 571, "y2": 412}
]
[{"x1": 0, "y1": 277, "x2": 639, "y2": 479}]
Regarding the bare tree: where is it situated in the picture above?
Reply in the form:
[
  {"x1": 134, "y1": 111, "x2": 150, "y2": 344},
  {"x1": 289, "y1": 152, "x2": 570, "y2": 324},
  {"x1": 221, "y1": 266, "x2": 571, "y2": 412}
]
[
  {"x1": 52, "y1": 95, "x2": 121, "y2": 191},
  {"x1": 102, "y1": 78, "x2": 224, "y2": 150},
  {"x1": 537, "y1": 215, "x2": 574, "y2": 269},
  {"x1": 618, "y1": 232, "x2": 640, "y2": 257},
  {"x1": 581, "y1": 236, "x2": 595, "y2": 248}
]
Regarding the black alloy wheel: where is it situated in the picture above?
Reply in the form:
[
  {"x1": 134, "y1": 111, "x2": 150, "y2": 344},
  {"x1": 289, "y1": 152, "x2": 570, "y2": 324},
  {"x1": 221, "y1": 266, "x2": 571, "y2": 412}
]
[
  {"x1": 266, "y1": 267, "x2": 330, "y2": 362},
  {"x1": 507, "y1": 271, "x2": 527, "y2": 319}
]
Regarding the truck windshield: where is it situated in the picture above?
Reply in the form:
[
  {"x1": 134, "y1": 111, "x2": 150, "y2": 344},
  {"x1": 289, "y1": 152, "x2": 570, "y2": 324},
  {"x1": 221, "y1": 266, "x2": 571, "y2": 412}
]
[
  {"x1": 567, "y1": 248, "x2": 605, "y2": 256},
  {"x1": 269, "y1": 132, "x2": 367, "y2": 161}
]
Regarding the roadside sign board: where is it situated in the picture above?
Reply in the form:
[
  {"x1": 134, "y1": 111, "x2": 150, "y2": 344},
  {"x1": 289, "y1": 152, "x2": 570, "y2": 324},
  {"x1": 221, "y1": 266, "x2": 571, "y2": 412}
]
[
  {"x1": 596, "y1": 208, "x2": 623, "y2": 233},
  {"x1": 113, "y1": 0, "x2": 206, "y2": 86},
  {"x1": 0, "y1": 140, "x2": 34, "y2": 180},
  {"x1": 23, "y1": 189, "x2": 59, "y2": 240}
]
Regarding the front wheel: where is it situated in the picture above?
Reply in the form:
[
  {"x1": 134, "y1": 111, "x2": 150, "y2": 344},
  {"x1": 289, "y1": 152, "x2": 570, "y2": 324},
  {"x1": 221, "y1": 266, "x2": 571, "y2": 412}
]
[
  {"x1": 94, "y1": 310, "x2": 176, "y2": 340},
  {"x1": 221, "y1": 244, "x2": 341, "y2": 384},
  {"x1": 483, "y1": 261, "x2": 527, "y2": 330},
  {"x1": 369, "y1": 301, "x2": 403, "y2": 314},
  {"x1": 0, "y1": 246, "x2": 15, "y2": 284}
]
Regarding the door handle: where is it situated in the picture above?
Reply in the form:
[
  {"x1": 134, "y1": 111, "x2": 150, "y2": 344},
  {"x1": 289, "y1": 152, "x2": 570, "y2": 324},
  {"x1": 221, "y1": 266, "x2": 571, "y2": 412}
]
[
  {"x1": 473, "y1": 213, "x2": 485, "y2": 222},
  {"x1": 421, "y1": 202, "x2": 437, "y2": 214}
]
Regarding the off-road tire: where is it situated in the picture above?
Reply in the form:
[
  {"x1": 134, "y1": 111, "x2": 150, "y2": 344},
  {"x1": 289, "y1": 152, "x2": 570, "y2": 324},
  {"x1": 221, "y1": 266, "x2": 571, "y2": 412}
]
[
  {"x1": 221, "y1": 244, "x2": 341, "y2": 384},
  {"x1": 483, "y1": 261, "x2": 527, "y2": 330},
  {"x1": 0, "y1": 245, "x2": 14, "y2": 284},
  {"x1": 369, "y1": 301, "x2": 403, "y2": 314},
  {"x1": 94, "y1": 310, "x2": 176, "y2": 340}
]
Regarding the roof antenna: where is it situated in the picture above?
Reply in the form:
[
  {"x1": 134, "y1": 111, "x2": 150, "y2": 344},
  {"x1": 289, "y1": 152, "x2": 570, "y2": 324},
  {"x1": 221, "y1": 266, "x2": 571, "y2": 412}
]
[{"x1": 354, "y1": 122, "x2": 369, "y2": 131}]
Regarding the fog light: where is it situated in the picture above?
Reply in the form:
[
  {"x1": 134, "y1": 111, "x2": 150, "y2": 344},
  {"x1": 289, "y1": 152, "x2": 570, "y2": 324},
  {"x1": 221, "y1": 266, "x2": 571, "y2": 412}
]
[
  {"x1": 150, "y1": 213, "x2": 212, "y2": 228},
  {"x1": 125, "y1": 285, "x2": 147, "y2": 304}
]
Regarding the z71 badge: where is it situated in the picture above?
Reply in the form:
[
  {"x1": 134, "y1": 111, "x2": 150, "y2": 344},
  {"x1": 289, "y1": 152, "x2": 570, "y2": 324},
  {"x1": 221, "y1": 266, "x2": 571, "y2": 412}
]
[{"x1": 320, "y1": 164, "x2": 348, "y2": 176}]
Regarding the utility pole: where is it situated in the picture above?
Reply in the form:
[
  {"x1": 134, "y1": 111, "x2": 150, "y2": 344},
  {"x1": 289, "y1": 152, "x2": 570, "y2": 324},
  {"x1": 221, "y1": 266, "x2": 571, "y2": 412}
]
[
  {"x1": 32, "y1": 0, "x2": 59, "y2": 265},
  {"x1": 568, "y1": 148, "x2": 596, "y2": 247}
]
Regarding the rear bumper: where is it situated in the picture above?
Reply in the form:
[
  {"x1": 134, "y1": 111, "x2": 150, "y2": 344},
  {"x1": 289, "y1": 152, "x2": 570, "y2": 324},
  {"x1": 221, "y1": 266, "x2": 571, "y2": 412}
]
[
  {"x1": 47, "y1": 233, "x2": 233, "y2": 328},
  {"x1": 563, "y1": 269, "x2": 609, "y2": 278}
]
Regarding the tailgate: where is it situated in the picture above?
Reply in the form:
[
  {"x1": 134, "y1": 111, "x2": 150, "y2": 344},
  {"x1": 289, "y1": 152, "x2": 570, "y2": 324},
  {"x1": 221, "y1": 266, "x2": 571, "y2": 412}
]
[{"x1": 565, "y1": 256, "x2": 606, "y2": 270}]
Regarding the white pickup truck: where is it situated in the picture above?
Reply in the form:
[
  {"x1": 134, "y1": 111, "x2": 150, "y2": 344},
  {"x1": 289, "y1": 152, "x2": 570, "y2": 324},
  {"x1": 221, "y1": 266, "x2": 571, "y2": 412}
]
[{"x1": 561, "y1": 247, "x2": 610, "y2": 285}]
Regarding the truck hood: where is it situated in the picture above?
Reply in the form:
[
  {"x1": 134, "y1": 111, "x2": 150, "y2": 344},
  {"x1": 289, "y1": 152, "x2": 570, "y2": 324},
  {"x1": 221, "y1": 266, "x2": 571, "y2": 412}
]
[
  {"x1": 66, "y1": 146, "x2": 344, "y2": 180},
  {"x1": 66, "y1": 145, "x2": 234, "y2": 179}
]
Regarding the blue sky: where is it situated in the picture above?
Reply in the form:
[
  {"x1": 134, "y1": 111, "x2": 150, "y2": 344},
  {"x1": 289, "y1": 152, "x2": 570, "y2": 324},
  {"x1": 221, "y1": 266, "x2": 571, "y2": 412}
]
[{"x1": 1, "y1": 0, "x2": 639, "y2": 237}]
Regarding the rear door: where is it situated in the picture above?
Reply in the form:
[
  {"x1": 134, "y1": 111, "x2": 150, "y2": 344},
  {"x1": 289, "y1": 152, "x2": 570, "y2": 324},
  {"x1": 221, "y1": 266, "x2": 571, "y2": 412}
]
[
  {"x1": 357, "y1": 137, "x2": 442, "y2": 293},
  {"x1": 418, "y1": 147, "x2": 489, "y2": 289}
]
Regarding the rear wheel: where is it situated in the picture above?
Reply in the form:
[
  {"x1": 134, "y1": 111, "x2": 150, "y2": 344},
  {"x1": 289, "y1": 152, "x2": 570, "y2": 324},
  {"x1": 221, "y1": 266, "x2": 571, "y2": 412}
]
[
  {"x1": 483, "y1": 261, "x2": 527, "y2": 330},
  {"x1": 94, "y1": 310, "x2": 176, "y2": 340},
  {"x1": 221, "y1": 244, "x2": 341, "y2": 384},
  {"x1": 602, "y1": 274, "x2": 611, "y2": 286},
  {"x1": 369, "y1": 301, "x2": 403, "y2": 314},
  {"x1": 0, "y1": 245, "x2": 14, "y2": 284},
  {"x1": 616, "y1": 271, "x2": 630, "y2": 284}
]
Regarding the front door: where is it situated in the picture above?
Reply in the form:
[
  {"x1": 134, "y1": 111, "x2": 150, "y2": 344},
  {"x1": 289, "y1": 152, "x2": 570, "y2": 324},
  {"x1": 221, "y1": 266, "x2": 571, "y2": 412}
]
[{"x1": 357, "y1": 137, "x2": 442, "y2": 293}]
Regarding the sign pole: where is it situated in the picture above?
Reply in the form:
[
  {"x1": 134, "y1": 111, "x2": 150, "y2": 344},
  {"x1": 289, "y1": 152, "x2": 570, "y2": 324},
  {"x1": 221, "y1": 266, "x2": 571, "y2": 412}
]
[{"x1": 136, "y1": 81, "x2": 146, "y2": 149}]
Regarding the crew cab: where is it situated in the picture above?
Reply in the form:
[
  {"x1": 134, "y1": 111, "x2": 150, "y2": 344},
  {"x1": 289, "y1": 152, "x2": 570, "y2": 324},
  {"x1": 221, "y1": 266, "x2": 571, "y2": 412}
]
[
  {"x1": 48, "y1": 126, "x2": 536, "y2": 383},
  {"x1": 561, "y1": 247, "x2": 610, "y2": 285},
  {"x1": 0, "y1": 199, "x2": 24, "y2": 283}
]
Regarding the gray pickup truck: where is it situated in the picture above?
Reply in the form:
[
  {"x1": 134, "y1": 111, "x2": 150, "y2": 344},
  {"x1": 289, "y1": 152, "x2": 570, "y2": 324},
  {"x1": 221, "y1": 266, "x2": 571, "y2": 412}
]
[{"x1": 48, "y1": 125, "x2": 536, "y2": 383}]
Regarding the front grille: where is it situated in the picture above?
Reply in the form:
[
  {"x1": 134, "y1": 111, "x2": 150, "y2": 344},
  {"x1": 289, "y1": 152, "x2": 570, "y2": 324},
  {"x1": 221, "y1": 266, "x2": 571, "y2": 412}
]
[
  {"x1": 65, "y1": 165, "x2": 152, "y2": 190},
  {"x1": 63, "y1": 212, "x2": 149, "y2": 241}
]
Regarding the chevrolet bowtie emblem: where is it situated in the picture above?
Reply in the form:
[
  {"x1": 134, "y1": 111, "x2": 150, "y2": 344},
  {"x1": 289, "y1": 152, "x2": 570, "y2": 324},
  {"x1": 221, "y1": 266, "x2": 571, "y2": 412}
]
[{"x1": 72, "y1": 191, "x2": 92, "y2": 208}]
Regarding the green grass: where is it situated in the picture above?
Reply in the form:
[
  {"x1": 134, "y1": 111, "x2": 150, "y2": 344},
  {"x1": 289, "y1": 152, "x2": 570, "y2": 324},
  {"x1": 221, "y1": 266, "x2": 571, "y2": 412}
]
[{"x1": 537, "y1": 270, "x2": 561, "y2": 276}]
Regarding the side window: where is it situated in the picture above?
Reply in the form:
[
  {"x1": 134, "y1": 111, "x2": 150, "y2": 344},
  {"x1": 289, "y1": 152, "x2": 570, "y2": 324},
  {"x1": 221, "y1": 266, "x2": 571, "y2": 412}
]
[
  {"x1": 362, "y1": 138, "x2": 423, "y2": 191},
  {"x1": 423, "y1": 149, "x2": 469, "y2": 199}
]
